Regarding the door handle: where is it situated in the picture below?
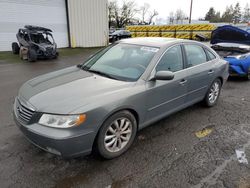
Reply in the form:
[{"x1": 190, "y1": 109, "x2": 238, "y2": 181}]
[
  {"x1": 179, "y1": 79, "x2": 187, "y2": 85},
  {"x1": 208, "y1": 70, "x2": 214, "y2": 75}
]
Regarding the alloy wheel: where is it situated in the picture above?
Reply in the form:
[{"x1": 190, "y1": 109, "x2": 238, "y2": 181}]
[
  {"x1": 208, "y1": 81, "x2": 220, "y2": 104},
  {"x1": 104, "y1": 118, "x2": 132, "y2": 153}
]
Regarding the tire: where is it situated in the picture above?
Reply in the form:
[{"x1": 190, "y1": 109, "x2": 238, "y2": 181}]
[
  {"x1": 203, "y1": 79, "x2": 222, "y2": 107},
  {"x1": 53, "y1": 52, "x2": 59, "y2": 59},
  {"x1": 12, "y1": 42, "x2": 20, "y2": 54},
  {"x1": 96, "y1": 110, "x2": 137, "y2": 159},
  {"x1": 246, "y1": 67, "x2": 250, "y2": 80},
  {"x1": 112, "y1": 36, "x2": 117, "y2": 43},
  {"x1": 27, "y1": 48, "x2": 37, "y2": 62}
]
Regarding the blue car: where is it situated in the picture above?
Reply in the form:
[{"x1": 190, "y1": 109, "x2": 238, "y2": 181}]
[
  {"x1": 225, "y1": 53, "x2": 250, "y2": 79},
  {"x1": 212, "y1": 43, "x2": 250, "y2": 80},
  {"x1": 211, "y1": 24, "x2": 250, "y2": 80}
]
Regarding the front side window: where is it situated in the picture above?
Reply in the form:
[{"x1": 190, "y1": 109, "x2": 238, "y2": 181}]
[
  {"x1": 156, "y1": 45, "x2": 183, "y2": 72},
  {"x1": 82, "y1": 44, "x2": 159, "y2": 81},
  {"x1": 184, "y1": 44, "x2": 207, "y2": 67}
]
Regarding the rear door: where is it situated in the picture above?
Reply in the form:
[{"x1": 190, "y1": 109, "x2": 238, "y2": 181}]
[
  {"x1": 183, "y1": 43, "x2": 217, "y2": 104},
  {"x1": 145, "y1": 45, "x2": 188, "y2": 122}
]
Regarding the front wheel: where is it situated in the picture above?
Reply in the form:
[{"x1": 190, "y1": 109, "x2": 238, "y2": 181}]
[
  {"x1": 247, "y1": 67, "x2": 250, "y2": 80},
  {"x1": 27, "y1": 48, "x2": 37, "y2": 62},
  {"x1": 96, "y1": 110, "x2": 137, "y2": 159},
  {"x1": 203, "y1": 79, "x2": 222, "y2": 107}
]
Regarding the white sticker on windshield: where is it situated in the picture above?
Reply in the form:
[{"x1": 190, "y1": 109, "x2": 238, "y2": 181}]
[{"x1": 141, "y1": 47, "x2": 159, "y2": 53}]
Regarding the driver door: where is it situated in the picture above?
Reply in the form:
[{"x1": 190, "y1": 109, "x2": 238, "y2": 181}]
[{"x1": 145, "y1": 45, "x2": 188, "y2": 122}]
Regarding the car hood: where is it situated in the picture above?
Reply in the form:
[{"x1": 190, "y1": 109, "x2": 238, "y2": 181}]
[{"x1": 18, "y1": 66, "x2": 134, "y2": 114}]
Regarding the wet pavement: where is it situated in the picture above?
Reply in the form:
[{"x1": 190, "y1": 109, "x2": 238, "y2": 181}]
[{"x1": 0, "y1": 48, "x2": 250, "y2": 188}]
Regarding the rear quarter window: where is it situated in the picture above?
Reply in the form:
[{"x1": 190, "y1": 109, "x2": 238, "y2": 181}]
[{"x1": 205, "y1": 48, "x2": 217, "y2": 60}]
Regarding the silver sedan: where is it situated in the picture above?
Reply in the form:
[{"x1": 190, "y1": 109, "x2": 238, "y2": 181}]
[{"x1": 13, "y1": 38, "x2": 229, "y2": 159}]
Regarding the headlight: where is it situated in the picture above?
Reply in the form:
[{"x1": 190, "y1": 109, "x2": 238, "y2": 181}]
[{"x1": 38, "y1": 114, "x2": 86, "y2": 128}]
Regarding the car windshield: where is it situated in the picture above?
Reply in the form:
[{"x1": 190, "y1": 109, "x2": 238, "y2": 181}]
[
  {"x1": 81, "y1": 43, "x2": 159, "y2": 81},
  {"x1": 30, "y1": 33, "x2": 54, "y2": 44}
]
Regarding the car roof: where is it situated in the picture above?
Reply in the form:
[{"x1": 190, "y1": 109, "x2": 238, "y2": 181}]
[
  {"x1": 24, "y1": 25, "x2": 52, "y2": 32},
  {"x1": 118, "y1": 37, "x2": 184, "y2": 48}
]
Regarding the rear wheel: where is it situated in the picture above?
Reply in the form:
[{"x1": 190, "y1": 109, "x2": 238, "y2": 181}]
[
  {"x1": 27, "y1": 48, "x2": 37, "y2": 62},
  {"x1": 203, "y1": 79, "x2": 222, "y2": 107},
  {"x1": 96, "y1": 110, "x2": 137, "y2": 159},
  {"x1": 12, "y1": 42, "x2": 20, "y2": 54}
]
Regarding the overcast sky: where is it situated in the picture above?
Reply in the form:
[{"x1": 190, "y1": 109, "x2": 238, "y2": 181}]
[{"x1": 131, "y1": 0, "x2": 249, "y2": 20}]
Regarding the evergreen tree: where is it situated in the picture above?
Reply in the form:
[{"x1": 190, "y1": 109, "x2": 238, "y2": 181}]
[
  {"x1": 221, "y1": 5, "x2": 234, "y2": 23},
  {"x1": 214, "y1": 12, "x2": 221, "y2": 23},
  {"x1": 243, "y1": 3, "x2": 250, "y2": 22},
  {"x1": 205, "y1": 7, "x2": 216, "y2": 21},
  {"x1": 205, "y1": 7, "x2": 221, "y2": 22},
  {"x1": 233, "y1": 2, "x2": 242, "y2": 24}
]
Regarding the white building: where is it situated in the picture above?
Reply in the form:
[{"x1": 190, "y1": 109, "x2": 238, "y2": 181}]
[{"x1": 0, "y1": 0, "x2": 108, "y2": 51}]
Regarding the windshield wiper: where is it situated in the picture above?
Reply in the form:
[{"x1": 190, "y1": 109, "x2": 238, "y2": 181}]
[
  {"x1": 77, "y1": 64, "x2": 119, "y2": 80},
  {"x1": 87, "y1": 69, "x2": 119, "y2": 80}
]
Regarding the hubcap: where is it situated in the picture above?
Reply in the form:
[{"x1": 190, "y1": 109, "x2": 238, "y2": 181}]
[
  {"x1": 104, "y1": 118, "x2": 132, "y2": 153},
  {"x1": 208, "y1": 81, "x2": 220, "y2": 104}
]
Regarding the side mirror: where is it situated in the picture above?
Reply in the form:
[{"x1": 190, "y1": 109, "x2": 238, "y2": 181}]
[{"x1": 154, "y1": 71, "x2": 174, "y2": 81}]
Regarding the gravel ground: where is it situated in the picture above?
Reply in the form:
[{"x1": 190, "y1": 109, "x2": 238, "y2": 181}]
[{"x1": 0, "y1": 48, "x2": 250, "y2": 188}]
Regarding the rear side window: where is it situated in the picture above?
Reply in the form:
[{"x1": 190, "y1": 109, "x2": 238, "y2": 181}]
[
  {"x1": 184, "y1": 44, "x2": 207, "y2": 67},
  {"x1": 156, "y1": 45, "x2": 183, "y2": 72},
  {"x1": 205, "y1": 49, "x2": 216, "y2": 60}
]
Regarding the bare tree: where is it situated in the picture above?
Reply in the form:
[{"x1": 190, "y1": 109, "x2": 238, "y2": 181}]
[
  {"x1": 175, "y1": 9, "x2": 186, "y2": 24},
  {"x1": 108, "y1": 1, "x2": 117, "y2": 27},
  {"x1": 140, "y1": 3, "x2": 150, "y2": 24},
  {"x1": 108, "y1": 0, "x2": 139, "y2": 28},
  {"x1": 148, "y1": 9, "x2": 159, "y2": 25},
  {"x1": 168, "y1": 11, "x2": 175, "y2": 24}
]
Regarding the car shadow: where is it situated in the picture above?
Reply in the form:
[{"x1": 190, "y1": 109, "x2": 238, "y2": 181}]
[{"x1": 227, "y1": 76, "x2": 248, "y2": 82}]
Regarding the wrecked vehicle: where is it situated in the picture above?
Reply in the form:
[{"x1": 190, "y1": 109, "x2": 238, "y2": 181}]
[
  {"x1": 211, "y1": 25, "x2": 250, "y2": 79},
  {"x1": 12, "y1": 25, "x2": 58, "y2": 62},
  {"x1": 212, "y1": 43, "x2": 250, "y2": 80},
  {"x1": 211, "y1": 25, "x2": 250, "y2": 45}
]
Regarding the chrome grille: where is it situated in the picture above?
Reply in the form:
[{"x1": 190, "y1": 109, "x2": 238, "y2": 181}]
[{"x1": 16, "y1": 99, "x2": 35, "y2": 123}]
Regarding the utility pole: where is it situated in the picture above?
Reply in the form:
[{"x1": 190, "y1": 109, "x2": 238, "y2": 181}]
[{"x1": 189, "y1": 0, "x2": 193, "y2": 24}]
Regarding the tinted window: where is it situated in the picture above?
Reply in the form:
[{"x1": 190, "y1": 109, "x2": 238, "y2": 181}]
[
  {"x1": 156, "y1": 45, "x2": 183, "y2": 72},
  {"x1": 205, "y1": 49, "x2": 216, "y2": 60},
  {"x1": 184, "y1": 45, "x2": 207, "y2": 67}
]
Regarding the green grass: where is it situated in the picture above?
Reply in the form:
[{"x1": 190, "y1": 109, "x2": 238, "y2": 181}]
[
  {"x1": 58, "y1": 47, "x2": 101, "y2": 57},
  {"x1": 0, "y1": 47, "x2": 103, "y2": 63},
  {"x1": 0, "y1": 51, "x2": 22, "y2": 63}
]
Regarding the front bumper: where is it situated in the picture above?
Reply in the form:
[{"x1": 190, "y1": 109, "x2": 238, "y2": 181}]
[{"x1": 13, "y1": 100, "x2": 96, "y2": 158}]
